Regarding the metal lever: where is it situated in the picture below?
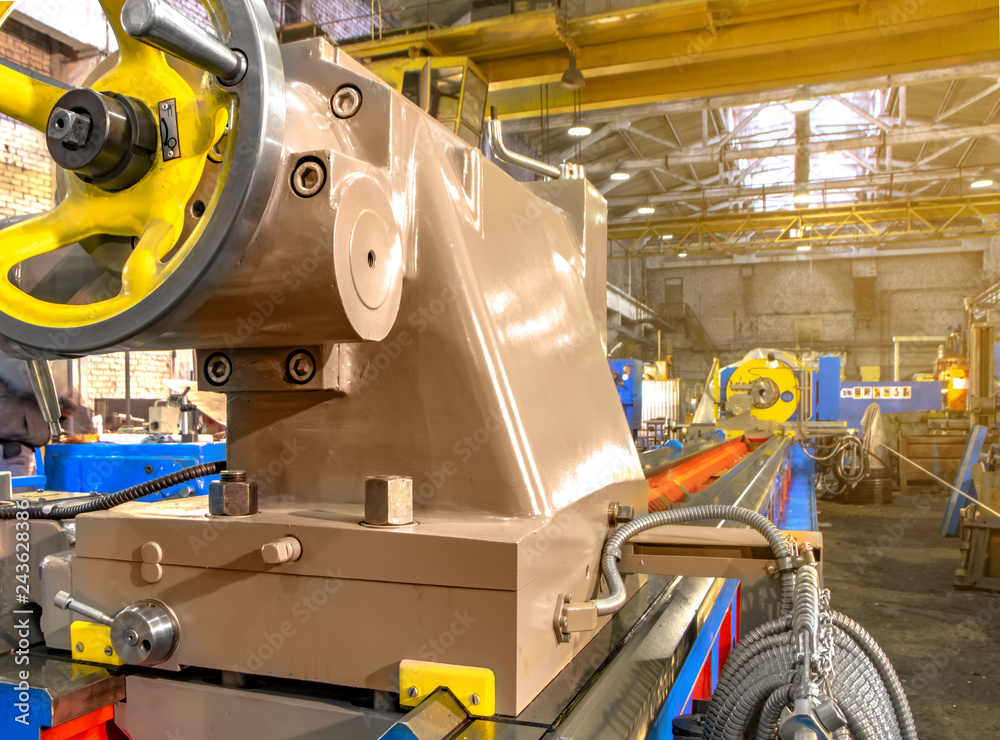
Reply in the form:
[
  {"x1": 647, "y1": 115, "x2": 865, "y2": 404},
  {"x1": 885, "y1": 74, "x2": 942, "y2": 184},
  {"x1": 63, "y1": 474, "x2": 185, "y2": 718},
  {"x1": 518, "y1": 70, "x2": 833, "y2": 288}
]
[
  {"x1": 54, "y1": 590, "x2": 179, "y2": 666},
  {"x1": 121, "y1": 0, "x2": 247, "y2": 85},
  {"x1": 26, "y1": 359, "x2": 63, "y2": 440},
  {"x1": 54, "y1": 590, "x2": 114, "y2": 627}
]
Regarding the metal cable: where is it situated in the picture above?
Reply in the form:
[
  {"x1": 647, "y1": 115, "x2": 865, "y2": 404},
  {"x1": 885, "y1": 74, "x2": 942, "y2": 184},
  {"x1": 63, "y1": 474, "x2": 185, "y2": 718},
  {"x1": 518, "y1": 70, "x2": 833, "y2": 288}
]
[{"x1": 0, "y1": 461, "x2": 226, "y2": 520}]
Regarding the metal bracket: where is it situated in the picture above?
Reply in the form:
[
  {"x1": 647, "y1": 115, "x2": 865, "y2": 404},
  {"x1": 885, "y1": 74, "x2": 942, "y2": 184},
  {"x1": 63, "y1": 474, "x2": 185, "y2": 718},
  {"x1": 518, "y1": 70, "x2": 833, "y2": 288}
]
[{"x1": 553, "y1": 593, "x2": 598, "y2": 642}]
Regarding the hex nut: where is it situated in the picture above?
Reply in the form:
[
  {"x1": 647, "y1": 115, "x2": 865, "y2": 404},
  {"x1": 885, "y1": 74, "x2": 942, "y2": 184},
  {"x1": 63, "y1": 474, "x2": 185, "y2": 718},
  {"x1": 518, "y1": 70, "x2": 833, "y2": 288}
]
[
  {"x1": 209, "y1": 471, "x2": 258, "y2": 517},
  {"x1": 365, "y1": 476, "x2": 413, "y2": 526}
]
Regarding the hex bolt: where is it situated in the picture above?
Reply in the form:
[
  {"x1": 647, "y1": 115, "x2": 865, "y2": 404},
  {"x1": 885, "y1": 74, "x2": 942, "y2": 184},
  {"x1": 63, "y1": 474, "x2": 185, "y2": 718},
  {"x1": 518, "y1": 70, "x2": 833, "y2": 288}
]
[
  {"x1": 209, "y1": 470, "x2": 258, "y2": 517},
  {"x1": 291, "y1": 159, "x2": 326, "y2": 198},
  {"x1": 286, "y1": 350, "x2": 317, "y2": 384},
  {"x1": 48, "y1": 108, "x2": 92, "y2": 148},
  {"x1": 331, "y1": 85, "x2": 362, "y2": 119},
  {"x1": 407, "y1": 686, "x2": 418, "y2": 698},
  {"x1": 204, "y1": 352, "x2": 233, "y2": 386},
  {"x1": 365, "y1": 476, "x2": 414, "y2": 526}
]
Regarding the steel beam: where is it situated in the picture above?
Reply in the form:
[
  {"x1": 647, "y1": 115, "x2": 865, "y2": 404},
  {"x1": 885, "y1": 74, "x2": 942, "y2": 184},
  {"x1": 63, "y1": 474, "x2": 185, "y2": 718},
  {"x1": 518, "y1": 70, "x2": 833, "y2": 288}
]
[
  {"x1": 502, "y1": 60, "x2": 1000, "y2": 134},
  {"x1": 608, "y1": 196, "x2": 1000, "y2": 252}
]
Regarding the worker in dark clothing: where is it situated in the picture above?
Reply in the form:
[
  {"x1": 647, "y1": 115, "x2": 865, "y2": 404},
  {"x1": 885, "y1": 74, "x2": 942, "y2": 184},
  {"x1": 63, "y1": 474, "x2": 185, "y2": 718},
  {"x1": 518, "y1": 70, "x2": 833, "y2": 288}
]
[{"x1": 0, "y1": 356, "x2": 51, "y2": 477}]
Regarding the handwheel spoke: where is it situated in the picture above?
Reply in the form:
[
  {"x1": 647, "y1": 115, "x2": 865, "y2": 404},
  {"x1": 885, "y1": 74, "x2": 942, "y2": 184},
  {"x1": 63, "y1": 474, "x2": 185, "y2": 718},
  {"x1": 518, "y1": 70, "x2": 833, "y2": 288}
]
[
  {"x1": 0, "y1": 199, "x2": 104, "y2": 274},
  {"x1": 122, "y1": 219, "x2": 179, "y2": 297},
  {"x1": 0, "y1": 60, "x2": 69, "y2": 132}
]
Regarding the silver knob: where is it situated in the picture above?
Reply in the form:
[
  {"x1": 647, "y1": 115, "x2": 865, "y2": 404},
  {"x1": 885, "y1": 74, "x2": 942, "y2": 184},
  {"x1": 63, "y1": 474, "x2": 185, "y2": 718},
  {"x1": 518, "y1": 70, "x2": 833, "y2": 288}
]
[
  {"x1": 53, "y1": 591, "x2": 179, "y2": 666},
  {"x1": 121, "y1": 0, "x2": 247, "y2": 85}
]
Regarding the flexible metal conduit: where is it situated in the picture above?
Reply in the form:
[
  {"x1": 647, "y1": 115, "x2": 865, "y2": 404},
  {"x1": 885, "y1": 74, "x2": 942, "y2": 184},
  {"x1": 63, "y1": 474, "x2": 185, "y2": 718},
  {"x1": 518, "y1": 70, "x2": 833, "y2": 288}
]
[
  {"x1": 487, "y1": 106, "x2": 561, "y2": 180},
  {"x1": 588, "y1": 504, "x2": 794, "y2": 616}
]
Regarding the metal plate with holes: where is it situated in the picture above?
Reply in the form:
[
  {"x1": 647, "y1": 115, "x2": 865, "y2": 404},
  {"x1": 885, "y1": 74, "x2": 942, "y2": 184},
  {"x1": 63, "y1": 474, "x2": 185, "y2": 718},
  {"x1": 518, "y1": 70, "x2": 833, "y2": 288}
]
[{"x1": 158, "y1": 98, "x2": 180, "y2": 161}]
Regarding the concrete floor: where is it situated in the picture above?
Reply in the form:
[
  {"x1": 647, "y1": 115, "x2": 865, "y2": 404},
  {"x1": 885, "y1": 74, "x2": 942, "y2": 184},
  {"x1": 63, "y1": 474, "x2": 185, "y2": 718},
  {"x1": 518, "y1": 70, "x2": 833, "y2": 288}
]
[{"x1": 819, "y1": 491, "x2": 1000, "y2": 739}]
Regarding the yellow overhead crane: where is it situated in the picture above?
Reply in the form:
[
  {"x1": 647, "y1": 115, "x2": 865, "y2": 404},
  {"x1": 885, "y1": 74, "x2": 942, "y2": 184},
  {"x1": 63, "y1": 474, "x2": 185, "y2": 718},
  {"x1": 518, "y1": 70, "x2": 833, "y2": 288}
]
[{"x1": 341, "y1": 0, "x2": 1000, "y2": 120}]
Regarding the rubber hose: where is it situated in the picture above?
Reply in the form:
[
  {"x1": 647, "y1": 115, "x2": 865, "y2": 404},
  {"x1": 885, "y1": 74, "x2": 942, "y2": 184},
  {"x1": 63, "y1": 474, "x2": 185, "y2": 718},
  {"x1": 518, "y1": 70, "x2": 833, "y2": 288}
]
[
  {"x1": 590, "y1": 504, "x2": 794, "y2": 616},
  {"x1": 0, "y1": 461, "x2": 227, "y2": 520},
  {"x1": 832, "y1": 611, "x2": 916, "y2": 740}
]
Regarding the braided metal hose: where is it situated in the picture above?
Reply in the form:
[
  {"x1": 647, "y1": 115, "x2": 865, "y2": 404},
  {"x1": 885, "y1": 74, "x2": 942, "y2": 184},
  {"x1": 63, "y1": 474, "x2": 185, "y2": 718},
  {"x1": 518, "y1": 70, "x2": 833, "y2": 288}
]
[
  {"x1": 756, "y1": 684, "x2": 794, "y2": 740},
  {"x1": 589, "y1": 504, "x2": 795, "y2": 616},
  {"x1": 832, "y1": 612, "x2": 917, "y2": 740},
  {"x1": 792, "y1": 564, "x2": 822, "y2": 699}
]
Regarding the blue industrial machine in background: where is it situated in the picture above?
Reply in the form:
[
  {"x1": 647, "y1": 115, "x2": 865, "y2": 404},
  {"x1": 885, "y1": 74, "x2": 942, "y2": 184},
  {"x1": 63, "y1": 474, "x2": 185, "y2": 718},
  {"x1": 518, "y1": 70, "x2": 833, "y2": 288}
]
[
  {"x1": 42, "y1": 441, "x2": 226, "y2": 501},
  {"x1": 609, "y1": 359, "x2": 643, "y2": 438}
]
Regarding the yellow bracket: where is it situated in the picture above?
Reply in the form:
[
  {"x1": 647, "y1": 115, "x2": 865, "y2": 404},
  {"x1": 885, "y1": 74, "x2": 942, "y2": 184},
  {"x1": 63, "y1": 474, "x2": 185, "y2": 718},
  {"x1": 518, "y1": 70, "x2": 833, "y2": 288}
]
[
  {"x1": 0, "y1": 0, "x2": 234, "y2": 329},
  {"x1": 399, "y1": 659, "x2": 495, "y2": 717},
  {"x1": 71, "y1": 620, "x2": 124, "y2": 666}
]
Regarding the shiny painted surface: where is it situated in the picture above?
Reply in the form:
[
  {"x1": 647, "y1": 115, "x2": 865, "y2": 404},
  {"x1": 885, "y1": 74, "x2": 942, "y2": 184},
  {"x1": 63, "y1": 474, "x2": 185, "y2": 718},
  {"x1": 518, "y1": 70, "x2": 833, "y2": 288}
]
[{"x1": 647, "y1": 439, "x2": 750, "y2": 512}]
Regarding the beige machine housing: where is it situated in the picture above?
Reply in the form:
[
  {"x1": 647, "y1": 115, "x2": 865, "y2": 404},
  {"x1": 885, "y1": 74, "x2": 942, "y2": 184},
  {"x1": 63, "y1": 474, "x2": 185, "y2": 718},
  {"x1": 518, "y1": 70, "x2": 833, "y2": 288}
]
[{"x1": 63, "y1": 39, "x2": 647, "y2": 715}]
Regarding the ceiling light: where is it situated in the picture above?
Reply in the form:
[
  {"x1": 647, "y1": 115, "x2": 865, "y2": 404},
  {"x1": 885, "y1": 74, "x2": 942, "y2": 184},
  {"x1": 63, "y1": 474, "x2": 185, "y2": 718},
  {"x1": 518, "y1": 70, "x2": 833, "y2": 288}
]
[
  {"x1": 637, "y1": 206, "x2": 655, "y2": 214},
  {"x1": 560, "y1": 54, "x2": 585, "y2": 91},
  {"x1": 568, "y1": 122, "x2": 592, "y2": 137},
  {"x1": 789, "y1": 227, "x2": 801, "y2": 238},
  {"x1": 661, "y1": 234, "x2": 673, "y2": 240},
  {"x1": 971, "y1": 170, "x2": 994, "y2": 189},
  {"x1": 788, "y1": 86, "x2": 817, "y2": 113},
  {"x1": 796, "y1": 244, "x2": 812, "y2": 252},
  {"x1": 677, "y1": 251, "x2": 688, "y2": 258},
  {"x1": 610, "y1": 171, "x2": 630, "y2": 181},
  {"x1": 792, "y1": 191, "x2": 812, "y2": 205}
]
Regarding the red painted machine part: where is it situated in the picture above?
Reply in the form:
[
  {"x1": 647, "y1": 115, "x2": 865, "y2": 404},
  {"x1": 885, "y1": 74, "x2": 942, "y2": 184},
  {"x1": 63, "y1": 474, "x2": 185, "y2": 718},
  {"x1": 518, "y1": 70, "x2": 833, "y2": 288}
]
[{"x1": 647, "y1": 439, "x2": 750, "y2": 512}]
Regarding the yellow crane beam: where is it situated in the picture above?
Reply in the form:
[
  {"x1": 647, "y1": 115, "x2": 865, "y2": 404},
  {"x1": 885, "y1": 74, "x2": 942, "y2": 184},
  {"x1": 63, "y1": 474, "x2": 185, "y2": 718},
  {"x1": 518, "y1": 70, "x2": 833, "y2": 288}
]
[
  {"x1": 607, "y1": 195, "x2": 1000, "y2": 256},
  {"x1": 342, "y1": 0, "x2": 1000, "y2": 120}
]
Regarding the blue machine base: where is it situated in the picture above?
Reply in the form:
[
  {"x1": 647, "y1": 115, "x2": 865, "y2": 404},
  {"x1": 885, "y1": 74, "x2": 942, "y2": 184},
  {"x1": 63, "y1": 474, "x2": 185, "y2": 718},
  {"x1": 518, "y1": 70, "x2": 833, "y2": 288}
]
[{"x1": 43, "y1": 441, "x2": 226, "y2": 501}]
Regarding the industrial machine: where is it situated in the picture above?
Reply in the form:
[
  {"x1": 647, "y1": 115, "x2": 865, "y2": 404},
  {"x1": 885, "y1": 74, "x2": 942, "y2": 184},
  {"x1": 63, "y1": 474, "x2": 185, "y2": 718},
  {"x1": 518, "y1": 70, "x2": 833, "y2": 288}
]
[{"x1": 0, "y1": 2, "x2": 914, "y2": 739}]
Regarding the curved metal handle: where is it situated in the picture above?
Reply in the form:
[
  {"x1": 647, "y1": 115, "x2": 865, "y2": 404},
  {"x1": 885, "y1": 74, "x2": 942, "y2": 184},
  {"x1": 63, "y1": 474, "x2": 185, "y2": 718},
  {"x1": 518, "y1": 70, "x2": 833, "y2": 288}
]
[
  {"x1": 121, "y1": 0, "x2": 247, "y2": 84},
  {"x1": 487, "y1": 106, "x2": 560, "y2": 180}
]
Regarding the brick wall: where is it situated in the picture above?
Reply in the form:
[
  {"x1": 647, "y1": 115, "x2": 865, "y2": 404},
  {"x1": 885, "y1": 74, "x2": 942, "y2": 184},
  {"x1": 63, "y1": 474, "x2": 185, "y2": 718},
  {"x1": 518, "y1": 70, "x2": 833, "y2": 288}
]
[
  {"x1": 0, "y1": 20, "x2": 56, "y2": 220},
  {"x1": 80, "y1": 351, "x2": 196, "y2": 409}
]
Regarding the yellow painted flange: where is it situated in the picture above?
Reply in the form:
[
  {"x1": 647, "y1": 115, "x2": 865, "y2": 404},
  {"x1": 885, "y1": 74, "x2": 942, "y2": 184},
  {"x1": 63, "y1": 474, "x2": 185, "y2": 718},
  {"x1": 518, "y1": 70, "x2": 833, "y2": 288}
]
[
  {"x1": 0, "y1": 0, "x2": 232, "y2": 329},
  {"x1": 399, "y1": 659, "x2": 496, "y2": 717},
  {"x1": 71, "y1": 620, "x2": 124, "y2": 666}
]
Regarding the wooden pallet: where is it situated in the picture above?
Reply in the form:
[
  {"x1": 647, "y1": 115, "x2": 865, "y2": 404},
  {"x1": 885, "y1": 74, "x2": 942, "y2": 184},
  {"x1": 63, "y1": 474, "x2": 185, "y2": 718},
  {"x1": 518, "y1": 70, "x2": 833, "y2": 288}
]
[
  {"x1": 897, "y1": 433, "x2": 968, "y2": 495},
  {"x1": 954, "y1": 507, "x2": 1000, "y2": 592}
]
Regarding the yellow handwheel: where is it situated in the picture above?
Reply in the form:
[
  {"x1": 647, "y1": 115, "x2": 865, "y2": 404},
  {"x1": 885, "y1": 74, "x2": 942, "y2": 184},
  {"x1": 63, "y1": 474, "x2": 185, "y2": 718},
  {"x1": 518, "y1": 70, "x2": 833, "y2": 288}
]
[
  {"x1": 0, "y1": 0, "x2": 284, "y2": 357},
  {"x1": 727, "y1": 359, "x2": 800, "y2": 423}
]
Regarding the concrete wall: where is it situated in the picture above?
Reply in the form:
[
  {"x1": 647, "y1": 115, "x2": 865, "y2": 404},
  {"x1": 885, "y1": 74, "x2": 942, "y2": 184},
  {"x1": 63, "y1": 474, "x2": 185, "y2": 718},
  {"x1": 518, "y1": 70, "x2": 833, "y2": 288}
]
[{"x1": 639, "y1": 246, "x2": 988, "y2": 382}]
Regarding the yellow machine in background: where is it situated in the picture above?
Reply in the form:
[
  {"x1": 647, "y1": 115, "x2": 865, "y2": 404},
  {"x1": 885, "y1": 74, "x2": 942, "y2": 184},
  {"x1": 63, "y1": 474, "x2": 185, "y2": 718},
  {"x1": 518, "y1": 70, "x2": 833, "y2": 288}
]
[{"x1": 712, "y1": 350, "x2": 814, "y2": 431}]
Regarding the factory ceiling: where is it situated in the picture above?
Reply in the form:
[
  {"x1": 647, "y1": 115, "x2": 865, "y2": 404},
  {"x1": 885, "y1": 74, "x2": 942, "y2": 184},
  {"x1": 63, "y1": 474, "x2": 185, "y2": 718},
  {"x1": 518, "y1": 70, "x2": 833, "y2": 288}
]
[{"x1": 335, "y1": 0, "x2": 1000, "y2": 260}]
